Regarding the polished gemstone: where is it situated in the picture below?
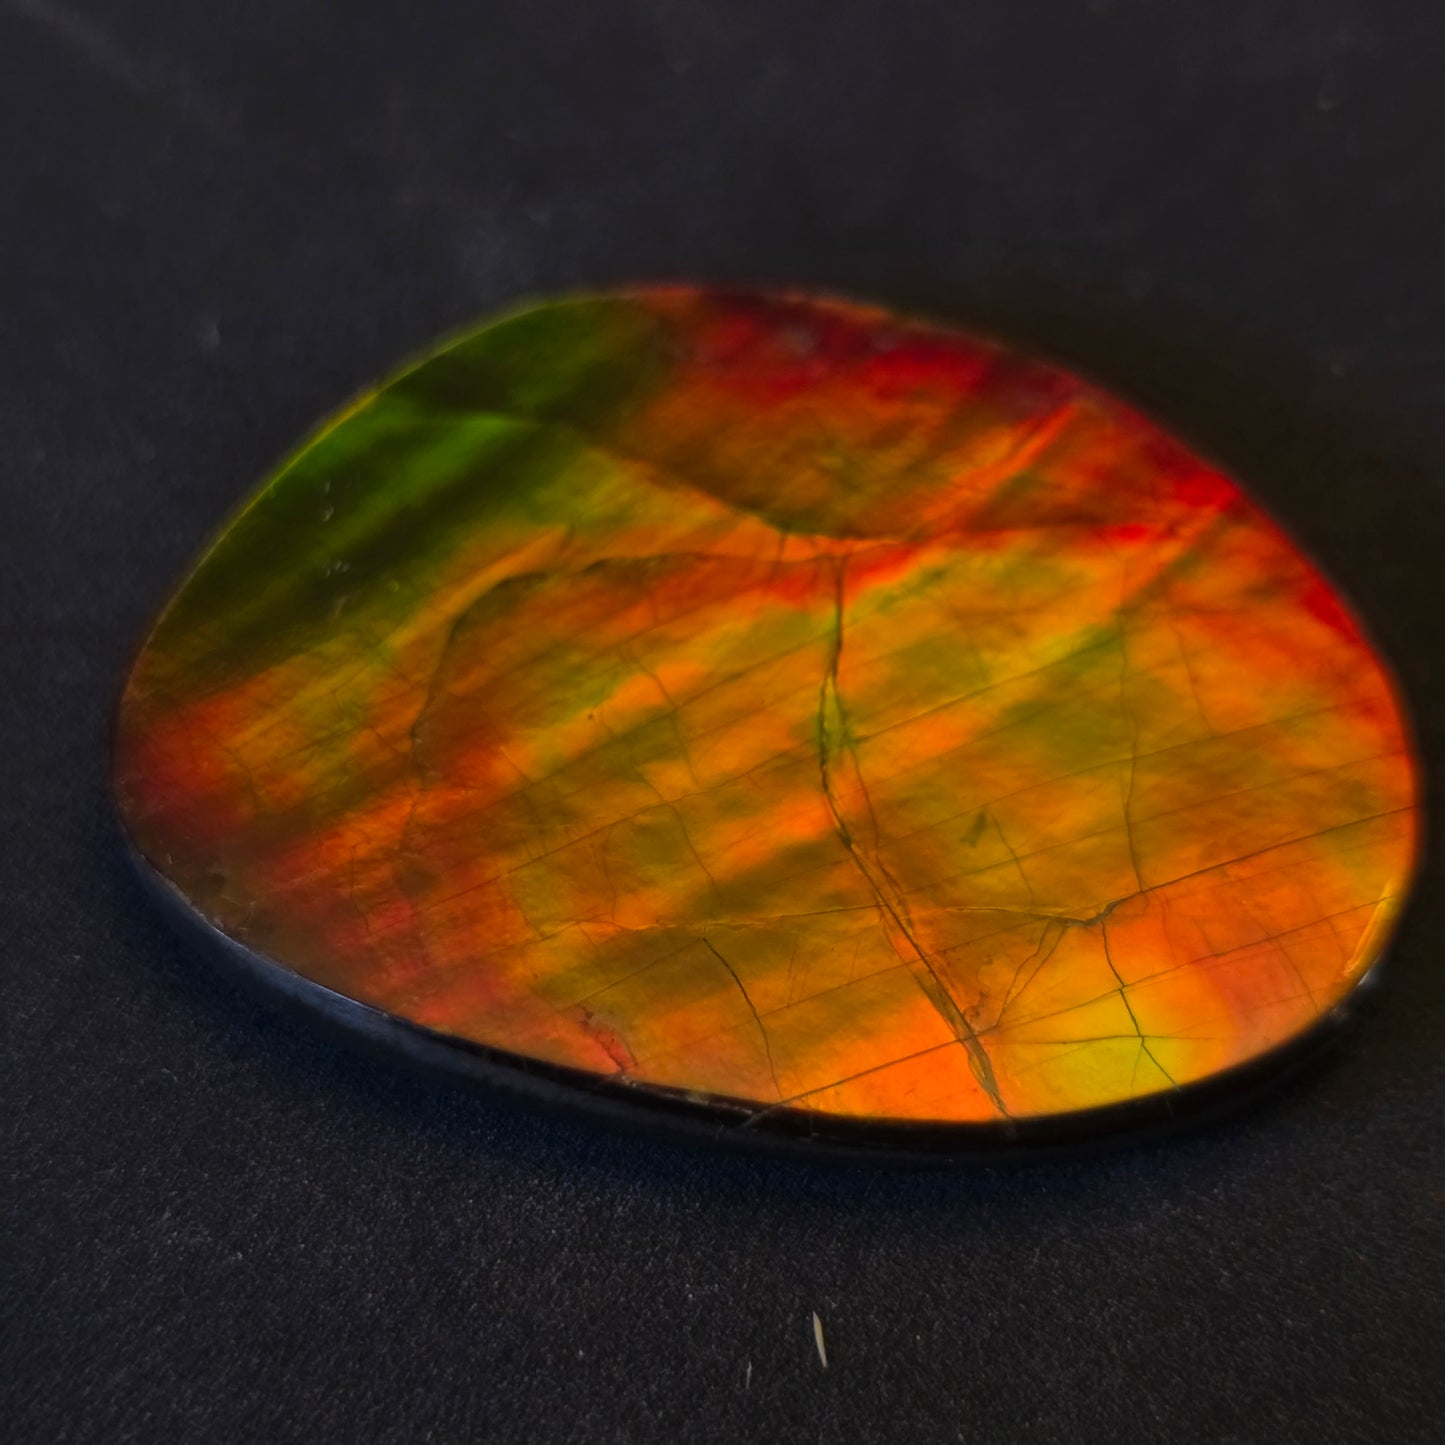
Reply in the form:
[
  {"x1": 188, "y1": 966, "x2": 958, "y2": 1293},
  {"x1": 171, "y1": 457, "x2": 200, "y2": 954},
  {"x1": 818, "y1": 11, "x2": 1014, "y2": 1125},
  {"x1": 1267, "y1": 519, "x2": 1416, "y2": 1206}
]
[{"x1": 115, "y1": 289, "x2": 1419, "y2": 1153}]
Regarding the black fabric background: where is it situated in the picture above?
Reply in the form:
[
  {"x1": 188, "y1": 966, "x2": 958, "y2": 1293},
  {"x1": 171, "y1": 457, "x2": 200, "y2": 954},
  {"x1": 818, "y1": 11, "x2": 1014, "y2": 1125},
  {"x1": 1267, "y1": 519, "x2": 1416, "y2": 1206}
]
[{"x1": 3, "y1": 3, "x2": 1443, "y2": 1441}]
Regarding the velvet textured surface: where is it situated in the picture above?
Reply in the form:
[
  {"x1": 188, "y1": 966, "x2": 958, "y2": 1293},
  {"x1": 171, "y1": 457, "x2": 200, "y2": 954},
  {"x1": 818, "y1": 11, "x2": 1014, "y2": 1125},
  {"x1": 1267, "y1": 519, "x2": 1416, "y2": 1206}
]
[{"x1": 4, "y1": 2, "x2": 1442, "y2": 1441}]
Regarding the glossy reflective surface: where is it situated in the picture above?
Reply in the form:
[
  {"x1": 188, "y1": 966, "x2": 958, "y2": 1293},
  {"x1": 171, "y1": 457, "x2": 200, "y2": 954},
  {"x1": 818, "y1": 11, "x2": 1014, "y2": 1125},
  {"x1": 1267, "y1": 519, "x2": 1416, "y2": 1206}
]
[{"x1": 115, "y1": 289, "x2": 1418, "y2": 1149}]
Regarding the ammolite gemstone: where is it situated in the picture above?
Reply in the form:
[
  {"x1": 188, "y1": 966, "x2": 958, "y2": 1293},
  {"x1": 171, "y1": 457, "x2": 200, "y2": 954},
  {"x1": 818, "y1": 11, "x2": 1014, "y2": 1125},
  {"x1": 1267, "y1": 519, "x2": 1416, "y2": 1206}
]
[{"x1": 115, "y1": 289, "x2": 1419, "y2": 1156}]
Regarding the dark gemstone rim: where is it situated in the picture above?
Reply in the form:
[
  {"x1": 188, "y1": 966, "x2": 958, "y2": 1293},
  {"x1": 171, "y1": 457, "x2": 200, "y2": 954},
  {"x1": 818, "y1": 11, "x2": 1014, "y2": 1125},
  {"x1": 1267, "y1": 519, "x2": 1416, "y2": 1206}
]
[{"x1": 114, "y1": 806, "x2": 1382, "y2": 1167}]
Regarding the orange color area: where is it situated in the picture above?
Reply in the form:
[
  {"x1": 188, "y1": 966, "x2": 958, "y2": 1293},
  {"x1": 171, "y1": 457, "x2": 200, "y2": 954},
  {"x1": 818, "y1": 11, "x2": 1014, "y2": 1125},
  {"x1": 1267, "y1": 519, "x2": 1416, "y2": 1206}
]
[{"x1": 114, "y1": 290, "x2": 1418, "y2": 1129}]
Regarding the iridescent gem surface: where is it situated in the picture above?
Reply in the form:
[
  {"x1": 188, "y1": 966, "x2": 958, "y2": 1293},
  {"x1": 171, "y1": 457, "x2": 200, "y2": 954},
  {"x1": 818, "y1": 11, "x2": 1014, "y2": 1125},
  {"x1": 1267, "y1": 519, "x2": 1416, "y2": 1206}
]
[{"x1": 114, "y1": 289, "x2": 1419, "y2": 1150}]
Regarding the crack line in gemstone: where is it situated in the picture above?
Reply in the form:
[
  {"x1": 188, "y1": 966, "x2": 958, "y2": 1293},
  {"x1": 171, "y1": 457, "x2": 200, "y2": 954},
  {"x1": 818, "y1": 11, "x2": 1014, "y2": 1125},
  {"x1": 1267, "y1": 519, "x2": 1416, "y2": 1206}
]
[{"x1": 814, "y1": 555, "x2": 1010, "y2": 1118}]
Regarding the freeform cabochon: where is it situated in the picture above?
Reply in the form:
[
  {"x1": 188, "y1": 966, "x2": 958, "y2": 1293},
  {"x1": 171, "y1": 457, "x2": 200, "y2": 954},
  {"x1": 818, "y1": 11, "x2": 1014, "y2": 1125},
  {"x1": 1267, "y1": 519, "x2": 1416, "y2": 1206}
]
[{"x1": 114, "y1": 288, "x2": 1419, "y2": 1158}]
